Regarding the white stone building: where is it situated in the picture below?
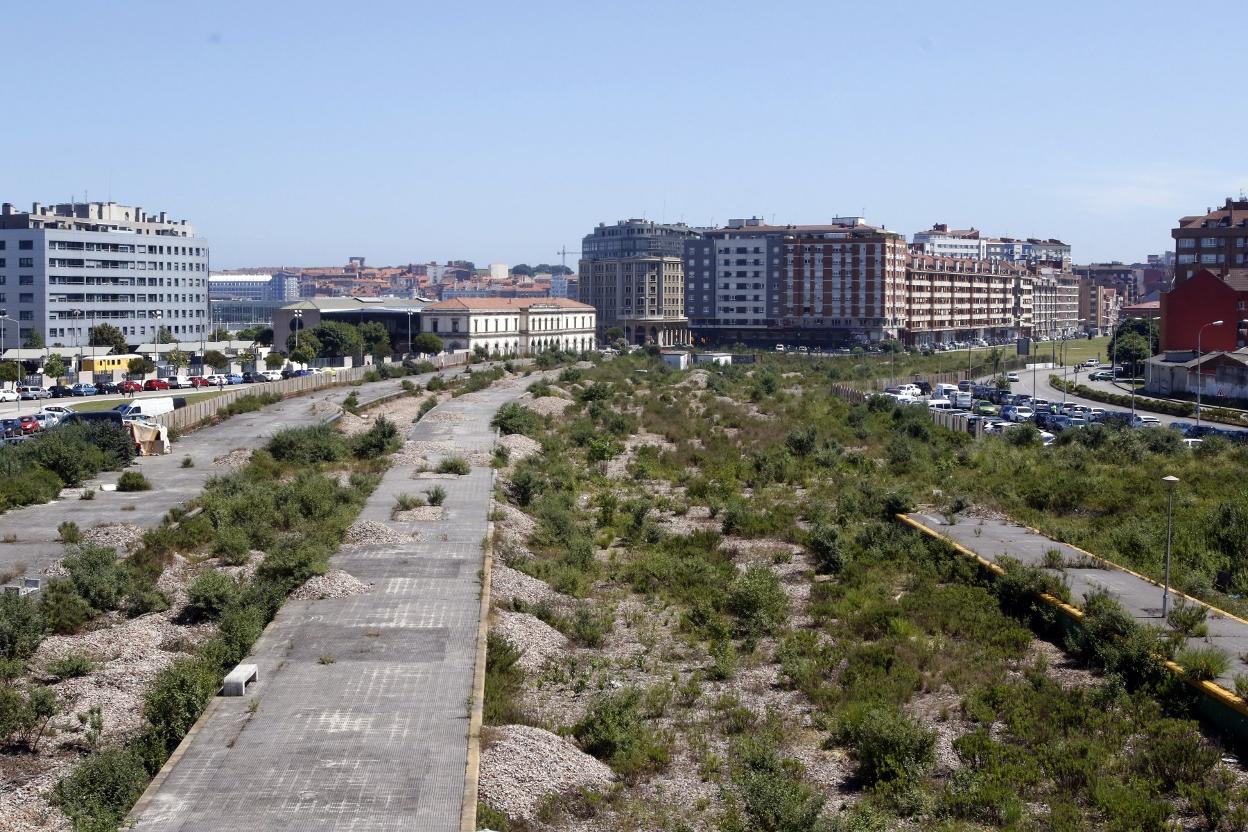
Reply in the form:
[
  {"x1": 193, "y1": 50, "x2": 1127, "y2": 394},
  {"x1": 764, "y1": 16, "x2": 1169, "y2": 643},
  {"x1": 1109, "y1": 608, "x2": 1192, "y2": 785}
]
[{"x1": 419, "y1": 297, "x2": 596, "y2": 355}]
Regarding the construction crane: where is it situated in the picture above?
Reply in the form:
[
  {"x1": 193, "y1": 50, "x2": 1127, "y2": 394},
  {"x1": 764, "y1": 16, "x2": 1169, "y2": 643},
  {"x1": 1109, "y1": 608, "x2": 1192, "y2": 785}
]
[{"x1": 556, "y1": 245, "x2": 580, "y2": 275}]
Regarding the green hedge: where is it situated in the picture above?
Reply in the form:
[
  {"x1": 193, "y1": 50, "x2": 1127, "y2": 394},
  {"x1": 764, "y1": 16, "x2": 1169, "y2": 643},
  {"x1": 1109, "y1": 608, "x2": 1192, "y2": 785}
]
[{"x1": 1048, "y1": 375, "x2": 1196, "y2": 417}]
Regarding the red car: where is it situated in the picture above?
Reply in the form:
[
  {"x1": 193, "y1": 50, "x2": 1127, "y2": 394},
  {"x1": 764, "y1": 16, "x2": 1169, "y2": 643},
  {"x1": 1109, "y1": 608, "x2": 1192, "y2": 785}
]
[
  {"x1": 188, "y1": 376, "x2": 210, "y2": 388},
  {"x1": 120, "y1": 380, "x2": 144, "y2": 393},
  {"x1": 143, "y1": 378, "x2": 170, "y2": 391},
  {"x1": 17, "y1": 416, "x2": 40, "y2": 434}
]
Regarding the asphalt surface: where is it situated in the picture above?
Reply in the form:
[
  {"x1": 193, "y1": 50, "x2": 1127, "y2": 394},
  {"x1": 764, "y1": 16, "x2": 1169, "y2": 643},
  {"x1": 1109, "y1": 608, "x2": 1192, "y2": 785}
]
[
  {"x1": 4, "y1": 385, "x2": 223, "y2": 418},
  {"x1": 0, "y1": 366, "x2": 473, "y2": 583},
  {"x1": 127, "y1": 373, "x2": 529, "y2": 831},
  {"x1": 907, "y1": 512, "x2": 1248, "y2": 690}
]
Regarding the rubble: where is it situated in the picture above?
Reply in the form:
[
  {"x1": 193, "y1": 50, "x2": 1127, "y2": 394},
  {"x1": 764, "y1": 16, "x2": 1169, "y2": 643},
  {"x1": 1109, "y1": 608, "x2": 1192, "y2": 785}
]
[
  {"x1": 290, "y1": 569, "x2": 372, "y2": 601},
  {"x1": 79, "y1": 523, "x2": 145, "y2": 553},
  {"x1": 343, "y1": 519, "x2": 410, "y2": 546},
  {"x1": 491, "y1": 610, "x2": 568, "y2": 673},
  {"x1": 478, "y1": 724, "x2": 614, "y2": 822},
  {"x1": 520, "y1": 396, "x2": 573, "y2": 417}
]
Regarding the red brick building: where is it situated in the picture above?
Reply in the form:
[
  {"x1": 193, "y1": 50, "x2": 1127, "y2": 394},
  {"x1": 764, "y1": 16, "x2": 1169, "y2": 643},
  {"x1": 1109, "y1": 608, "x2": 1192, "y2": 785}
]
[
  {"x1": 1172, "y1": 198, "x2": 1248, "y2": 285},
  {"x1": 1159, "y1": 269, "x2": 1248, "y2": 351}
]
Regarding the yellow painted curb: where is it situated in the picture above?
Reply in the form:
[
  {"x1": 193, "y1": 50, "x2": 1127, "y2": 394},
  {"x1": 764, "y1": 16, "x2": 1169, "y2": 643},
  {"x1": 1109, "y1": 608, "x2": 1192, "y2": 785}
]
[
  {"x1": 460, "y1": 475, "x2": 495, "y2": 832},
  {"x1": 897, "y1": 513, "x2": 1248, "y2": 721}
]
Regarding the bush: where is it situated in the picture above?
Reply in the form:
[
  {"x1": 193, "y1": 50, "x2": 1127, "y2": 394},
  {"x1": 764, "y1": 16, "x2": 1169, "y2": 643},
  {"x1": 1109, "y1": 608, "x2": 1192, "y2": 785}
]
[
  {"x1": 0, "y1": 593, "x2": 43, "y2": 659},
  {"x1": 184, "y1": 571, "x2": 240, "y2": 622},
  {"x1": 116, "y1": 471, "x2": 152, "y2": 492},
  {"x1": 425, "y1": 485, "x2": 447, "y2": 506},
  {"x1": 437, "y1": 455, "x2": 470, "y2": 475},
  {"x1": 416, "y1": 396, "x2": 438, "y2": 421},
  {"x1": 1176, "y1": 645, "x2": 1229, "y2": 681},
  {"x1": 63, "y1": 543, "x2": 128, "y2": 612},
  {"x1": 350, "y1": 416, "x2": 401, "y2": 458},
  {"x1": 484, "y1": 633, "x2": 526, "y2": 725},
  {"x1": 142, "y1": 656, "x2": 219, "y2": 756},
  {"x1": 47, "y1": 651, "x2": 95, "y2": 680},
  {"x1": 835, "y1": 703, "x2": 935, "y2": 786},
  {"x1": 807, "y1": 524, "x2": 843, "y2": 574},
  {"x1": 40, "y1": 580, "x2": 93, "y2": 635},
  {"x1": 53, "y1": 747, "x2": 150, "y2": 831},
  {"x1": 265, "y1": 424, "x2": 347, "y2": 464},
  {"x1": 218, "y1": 392, "x2": 281, "y2": 416},
  {"x1": 491, "y1": 402, "x2": 541, "y2": 437},
  {"x1": 573, "y1": 688, "x2": 670, "y2": 779},
  {"x1": 727, "y1": 565, "x2": 789, "y2": 636},
  {"x1": 730, "y1": 735, "x2": 827, "y2": 832},
  {"x1": 57, "y1": 521, "x2": 80, "y2": 543}
]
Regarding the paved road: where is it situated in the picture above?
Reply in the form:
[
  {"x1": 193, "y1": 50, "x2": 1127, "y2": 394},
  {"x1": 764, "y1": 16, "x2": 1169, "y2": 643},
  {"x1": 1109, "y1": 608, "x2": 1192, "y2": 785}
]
[
  {"x1": 0, "y1": 365, "x2": 474, "y2": 582},
  {"x1": 127, "y1": 375, "x2": 527, "y2": 831},
  {"x1": 907, "y1": 512, "x2": 1248, "y2": 690},
  {"x1": 4, "y1": 386, "x2": 221, "y2": 418}
]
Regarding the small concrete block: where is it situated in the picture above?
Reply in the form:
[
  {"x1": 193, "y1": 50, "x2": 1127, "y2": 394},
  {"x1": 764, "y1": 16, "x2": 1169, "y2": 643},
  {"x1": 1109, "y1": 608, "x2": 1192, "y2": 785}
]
[{"x1": 222, "y1": 663, "x2": 258, "y2": 696}]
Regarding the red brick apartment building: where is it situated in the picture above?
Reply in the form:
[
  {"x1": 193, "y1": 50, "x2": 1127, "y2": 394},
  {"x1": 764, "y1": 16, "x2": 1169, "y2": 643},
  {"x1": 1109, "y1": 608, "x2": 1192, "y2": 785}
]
[{"x1": 1173, "y1": 198, "x2": 1248, "y2": 285}]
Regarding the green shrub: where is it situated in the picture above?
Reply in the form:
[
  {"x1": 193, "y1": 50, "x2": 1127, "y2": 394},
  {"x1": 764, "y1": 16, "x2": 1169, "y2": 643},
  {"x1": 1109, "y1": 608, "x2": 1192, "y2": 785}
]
[
  {"x1": 1176, "y1": 645, "x2": 1229, "y2": 681},
  {"x1": 180, "y1": 455, "x2": 195, "y2": 468},
  {"x1": 491, "y1": 402, "x2": 541, "y2": 437},
  {"x1": 57, "y1": 521, "x2": 80, "y2": 543},
  {"x1": 350, "y1": 416, "x2": 401, "y2": 458},
  {"x1": 393, "y1": 493, "x2": 426, "y2": 512},
  {"x1": 63, "y1": 543, "x2": 128, "y2": 612},
  {"x1": 807, "y1": 524, "x2": 843, "y2": 574},
  {"x1": 53, "y1": 747, "x2": 150, "y2": 831},
  {"x1": 265, "y1": 424, "x2": 347, "y2": 464},
  {"x1": 142, "y1": 656, "x2": 219, "y2": 756},
  {"x1": 0, "y1": 467, "x2": 65, "y2": 507},
  {"x1": 0, "y1": 593, "x2": 43, "y2": 659},
  {"x1": 434, "y1": 455, "x2": 469, "y2": 476},
  {"x1": 730, "y1": 735, "x2": 827, "y2": 832},
  {"x1": 343, "y1": 391, "x2": 360, "y2": 411},
  {"x1": 835, "y1": 703, "x2": 935, "y2": 786},
  {"x1": 573, "y1": 688, "x2": 670, "y2": 779},
  {"x1": 727, "y1": 565, "x2": 789, "y2": 637},
  {"x1": 416, "y1": 396, "x2": 438, "y2": 421},
  {"x1": 116, "y1": 471, "x2": 152, "y2": 492},
  {"x1": 1166, "y1": 599, "x2": 1209, "y2": 638},
  {"x1": 184, "y1": 571, "x2": 240, "y2": 622},
  {"x1": 47, "y1": 651, "x2": 96, "y2": 680},
  {"x1": 425, "y1": 485, "x2": 447, "y2": 506},
  {"x1": 476, "y1": 804, "x2": 511, "y2": 831},
  {"x1": 1133, "y1": 718, "x2": 1219, "y2": 791},
  {"x1": 484, "y1": 633, "x2": 526, "y2": 725},
  {"x1": 219, "y1": 392, "x2": 281, "y2": 416},
  {"x1": 40, "y1": 580, "x2": 93, "y2": 635}
]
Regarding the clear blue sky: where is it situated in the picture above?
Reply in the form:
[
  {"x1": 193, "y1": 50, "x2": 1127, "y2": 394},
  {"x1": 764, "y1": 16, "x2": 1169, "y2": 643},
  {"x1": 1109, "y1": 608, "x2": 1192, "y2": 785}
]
[{"x1": 4, "y1": 1, "x2": 1244, "y2": 269}]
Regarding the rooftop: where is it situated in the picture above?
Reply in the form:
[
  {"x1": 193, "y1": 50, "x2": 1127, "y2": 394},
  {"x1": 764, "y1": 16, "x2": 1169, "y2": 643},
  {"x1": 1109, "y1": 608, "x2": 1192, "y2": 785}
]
[
  {"x1": 0, "y1": 201, "x2": 197, "y2": 235},
  {"x1": 281, "y1": 297, "x2": 429, "y2": 312},
  {"x1": 423, "y1": 297, "x2": 593, "y2": 312},
  {"x1": 1176, "y1": 197, "x2": 1248, "y2": 230}
]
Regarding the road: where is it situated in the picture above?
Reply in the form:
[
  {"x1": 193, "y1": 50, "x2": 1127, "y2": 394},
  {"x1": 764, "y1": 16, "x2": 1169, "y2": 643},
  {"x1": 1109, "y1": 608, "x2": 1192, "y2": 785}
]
[
  {"x1": 127, "y1": 372, "x2": 530, "y2": 831},
  {"x1": 6, "y1": 383, "x2": 241, "y2": 418}
]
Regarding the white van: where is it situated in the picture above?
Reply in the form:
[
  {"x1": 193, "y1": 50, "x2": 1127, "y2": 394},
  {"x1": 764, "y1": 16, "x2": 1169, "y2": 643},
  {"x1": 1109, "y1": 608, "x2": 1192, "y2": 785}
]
[
  {"x1": 114, "y1": 396, "x2": 176, "y2": 419},
  {"x1": 935, "y1": 383, "x2": 959, "y2": 400},
  {"x1": 928, "y1": 399, "x2": 955, "y2": 411},
  {"x1": 951, "y1": 391, "x2": 973, "y2": 409}
]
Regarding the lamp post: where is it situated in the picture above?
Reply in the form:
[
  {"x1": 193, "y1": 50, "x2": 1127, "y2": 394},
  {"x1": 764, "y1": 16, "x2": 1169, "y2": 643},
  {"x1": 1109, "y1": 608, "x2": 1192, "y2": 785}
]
[
  {"x1": 1195, "y1": 320, "x2": 1224, "y2": 429},
  {"x1": 1162, "y1": 474, "x2": 1179, "y2": 619},
  {"x1": 0, "y1": 314, "x2": 16, "y2": 406},
  {"x1": 406, "y1": 310, "x2": 414, "y2": 357},
  {"x1": 70, "y1": 309, "x2": 85, "y2": 377},
  {"x1": 293, "y1": 308, "x2": 304, "y2": 353}
]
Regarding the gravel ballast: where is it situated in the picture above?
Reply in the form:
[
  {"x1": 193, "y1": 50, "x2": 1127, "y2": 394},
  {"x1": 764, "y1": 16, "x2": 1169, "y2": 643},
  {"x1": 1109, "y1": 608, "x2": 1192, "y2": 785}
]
[
  {"x1": 478, "y1": 724, "x2": 614, "y2": 822},
  {"x1": 79, "y1": 522, "x2": 145, "y2": 553},
  {"x1": 496, "y1": 433, "x2": 540, "y2": 462},
  {"x1": 344, "y1": 519, "x2": 410, "y2": 546},
  {"x1": 491, "y1": 610, "x2": 568, "y2": 673},
  {"x1": 290, "y1": 569, "x2": 372, "y2": 600},
  {"x1": 520, "y1": 396, "x2": 573, "y2": 417}
]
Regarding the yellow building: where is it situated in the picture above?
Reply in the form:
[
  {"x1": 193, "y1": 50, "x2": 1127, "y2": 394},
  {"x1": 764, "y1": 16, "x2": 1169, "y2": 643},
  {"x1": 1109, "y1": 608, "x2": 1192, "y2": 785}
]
[{"x1": 80, "y1": 353, "x2": 141, "y2": 372}]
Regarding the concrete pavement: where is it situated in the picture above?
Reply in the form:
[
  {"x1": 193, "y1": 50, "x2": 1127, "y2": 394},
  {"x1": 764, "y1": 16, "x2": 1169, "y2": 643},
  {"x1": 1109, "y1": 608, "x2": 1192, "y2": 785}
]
[
  {"x1": 906, "y1": 511, "x2": 1248, "y2": 690},
  {"x1": 126, "y1": 376, "x2": 524, "y2": 831}
]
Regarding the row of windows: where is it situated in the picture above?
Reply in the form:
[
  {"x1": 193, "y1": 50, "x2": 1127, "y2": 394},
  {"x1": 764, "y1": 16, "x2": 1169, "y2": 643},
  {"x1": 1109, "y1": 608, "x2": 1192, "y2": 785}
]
[
  {"x1": 48, "y1": 241, "x2": 205, "y2": 256},
  {"x1": 48, "y1": 258, "x2": 206, "y2": 271},
  {"x1": 47, "y1": 323, "x2": 205, "y2": 339},
  {"x1": 50, "y1": 276, "x2": 203, "y2": 288}
]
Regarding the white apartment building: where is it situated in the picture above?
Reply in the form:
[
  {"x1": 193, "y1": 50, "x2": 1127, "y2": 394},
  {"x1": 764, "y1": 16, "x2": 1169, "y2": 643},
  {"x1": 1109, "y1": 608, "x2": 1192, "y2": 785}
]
[
  {"x1": 0, "y1": 201, "x2": 208, "y2": 350},
  {"x1": 420, "y1": 297, "x2": 596, "y2": 355},
  {"x1": 913, "y1": 223, "x2": 1071, "y2": 266},
  {"x1": 209, "y1": 272, "x2": 299, "y2": 301}
]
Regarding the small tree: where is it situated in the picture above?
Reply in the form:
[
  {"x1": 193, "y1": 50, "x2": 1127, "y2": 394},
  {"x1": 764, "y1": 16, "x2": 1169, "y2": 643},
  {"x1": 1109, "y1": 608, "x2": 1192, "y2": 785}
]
[
  {"x1": 155, "y1": 327, "x2": 176, "y2": 344},
  {"x1": 127, "y1": 357, "x2": 156, "y2": 377},
  {"x1": 290, "y1": 345, "x2": 316, "y2": 365},
  {"x1": 1115, "y1": 332, "x2": 1151, "y2": 375},
  {"x1": 87, "y1": 323, "x2": 128, "y2": 355},
  {"x1": 210, "y1": 328, "x2": 231, "y2": 342},
  {"x1": 411, "y1": 332, "x2": 443, "y2": 355},
  {"x1": 22, "y1": 329, "x2": 43, "y2": 349},
  {"x1": 202, "y1": 350, "x2": 228, "y2": 373},
  {"x1": 43, "y1": 354, "x2": 67, "y2": 382},
  {"x1": 265, "y1": 352, "x2": 285, "y2": 370},
  {"x1": 166, "y1": 349, "x2": 189, "y2": 372},
  {"x1": 359, "y1": 321, "x2": 392, "y2": 359},
  {"x1": 0, "y1": 363, "x2": 19, "y2": 384}
]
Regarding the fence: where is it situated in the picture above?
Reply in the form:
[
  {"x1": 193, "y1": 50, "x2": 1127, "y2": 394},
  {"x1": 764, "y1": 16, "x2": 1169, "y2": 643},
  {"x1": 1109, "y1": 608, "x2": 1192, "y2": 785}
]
[
  {"x1": 829, "y1": 382, "x2": 983, "y2": 437},
  {"x1": 154, "y1": 353, "x2": 469, "y2": 433}
]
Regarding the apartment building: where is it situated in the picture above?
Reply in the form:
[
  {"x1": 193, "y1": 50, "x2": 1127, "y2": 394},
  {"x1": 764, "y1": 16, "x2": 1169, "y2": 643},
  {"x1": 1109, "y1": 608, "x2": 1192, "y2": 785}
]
[
  {"x1": 209, "y1": 271, "x2": 299, "y2": 302},
  {"x1": 0, "y1": 201, "x2": 208, "y2": 350},
  {"x1": 420, "y1": 297, "x2": 595, "y2": 355},
  {"x1": 1077, "y1": 279, "x2": 1121, "y2": 335},
  {"x1": 913, "y1": 223, "x2": 1071, "y2": 267},
  {"x1": 684, "y1": 217, "x2": 784, "y2": 337},
  {"x1": 777, "y1": 221, "x2": 910, "y2": 344},
  {"x1": 1172, "y1": 197, "x2": 1248, "y2": 285},
  {"x1": 903, "y1": 254, "x2": 1029, "y2": 346},
  {"x1": 579, "y1": 219, "x2": 701, "y2": 346},
  {"x1": 1030, "y1": 268, "x2": 1081, "y2": 337}
]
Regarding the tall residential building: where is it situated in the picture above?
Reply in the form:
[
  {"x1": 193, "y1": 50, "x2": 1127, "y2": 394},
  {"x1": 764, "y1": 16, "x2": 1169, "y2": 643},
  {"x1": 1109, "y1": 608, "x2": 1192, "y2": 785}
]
[
  {"x1": 684, "y1": 218, "x2": 785, "y2": 338},
  {"x1": 1072, "y1": 262, "x2": 1139, "y2": 305},
  {"x1": 778, "y1": 220, "x2": 910, "y2": 343},
  {"x1": 578, "y1": 219, "x2": 701, "y2": 346},
  {"x1": 0, "y1": 201, "x2": 208, "y2": 350},
  {"x1": 913, "y1": 223, "x2": 1071, "y2": 267},
  {"x1": 903, "y1": 254, "x2": 1030, "y2": 346},
  {"x1": 1030, "y1": 268, "x2": 1081, "y2": 337},
  {"x1": 1172, "y1": 197, "x2": 1248, "y2": 285},
  {"x1": 1077, "y1": 279, "x2": 1120, "y2": 335}
]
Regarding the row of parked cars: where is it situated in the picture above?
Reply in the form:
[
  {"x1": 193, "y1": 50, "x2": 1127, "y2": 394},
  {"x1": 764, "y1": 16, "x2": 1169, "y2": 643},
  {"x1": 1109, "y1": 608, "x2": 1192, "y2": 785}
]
[{"x1": 4, "y1": 367, "x2": 333, "y2": 401}]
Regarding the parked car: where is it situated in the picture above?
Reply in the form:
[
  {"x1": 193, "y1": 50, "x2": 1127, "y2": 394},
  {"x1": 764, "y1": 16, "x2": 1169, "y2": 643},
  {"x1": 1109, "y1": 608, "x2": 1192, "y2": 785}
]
[
  {"x1": 241, "y1": 371, "x2": 266, "y2": 384},
  {"x1": 0, "y1": 389, "x2": 18, "y2": 403},
  {"x1": 262, "y1": 370, "x2": 283, "y2": 382},
  {"x1": 143, "y1": 378, "x2": 171, "y2": 391},
  {"x1": 1011, "y1": 406, "x2": 1034, "y2": 422},
  {"x1": 162, "y1": 377, "x2": 190, "y2": 389},
  {"x1": 97, "y1": 380, "x2": 121, "y2": 394},
  {"x1": 16, "y1": 415, "x2": 40, "y2": 434},
  {"x1": 33, "y1": 412, "x2": 59, "y2": 429},
  {"x1": 225, "y1": 373, "x2": 244, "y2": 385},
  {"x1": 1087, "y1": 370, "x2": 1113, "y2": 381},
  {"x1": 17, "y1": 385, "x2": 50, "y2": 400},
  {"x1": 1006, "y1": 371, "x2": 1020, "y2": 382},
  {"x1": 1183, "y1": 438, "x2": 1204, "y2": 449},
  {"x1": 1131, "y1": 414, "x2": 1162, "y2": 429},
  {"x1": 70, "y1": 383, "x2": 98, "y2": 397},
  {"x1": 40, "y1": 405, "x2": 73, "y2": 419},
  {"x1": 972, "y1": 400, "x2": 999, "y2": 417},
  {"x1": 188, "y1": 376, "x2": 211, "y2": 388},
  {"x1": 119, "y1": 380, "x2": 144, "y2": 393},
  {"x1": 0, "y1": 419, "x2": 22, "y2": 438}
]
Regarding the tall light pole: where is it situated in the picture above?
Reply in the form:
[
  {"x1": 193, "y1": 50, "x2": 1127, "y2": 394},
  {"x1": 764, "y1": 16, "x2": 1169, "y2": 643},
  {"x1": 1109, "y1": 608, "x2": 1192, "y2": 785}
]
[
  {"x1": 406, "y1": 310, "x2": 414, "y2": 357},
  {"x1": 293, "y1": 308, "x2": 304, "y2": 357},
  {"x1": 0, "y1": 314, "x2": 16, "y2": 404},
  {"x1": 1195, "y1": 319, "x2": 1224, "y2": 429},
  {"x1": 1162, "y1": 474, "x2": 1179, "y2": 619}
]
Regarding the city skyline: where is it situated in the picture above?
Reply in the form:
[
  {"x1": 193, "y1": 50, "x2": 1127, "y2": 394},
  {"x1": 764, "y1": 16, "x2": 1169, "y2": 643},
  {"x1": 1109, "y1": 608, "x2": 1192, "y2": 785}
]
[{"x1": 2, "y1": 1, "x2": 1244, "y2": 268}]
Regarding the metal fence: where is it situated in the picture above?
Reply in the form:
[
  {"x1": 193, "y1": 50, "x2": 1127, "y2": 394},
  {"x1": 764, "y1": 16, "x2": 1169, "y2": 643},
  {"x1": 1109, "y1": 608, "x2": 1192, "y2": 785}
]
[{"x1": 154, "y1": 353, "x2": 469, "y2": 433}]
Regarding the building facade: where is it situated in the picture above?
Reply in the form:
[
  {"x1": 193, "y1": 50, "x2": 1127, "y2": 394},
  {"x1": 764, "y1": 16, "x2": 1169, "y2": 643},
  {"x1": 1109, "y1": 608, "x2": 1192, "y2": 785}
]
[
  {"x1": 1077, "y1": 278, "x2": 1120, "y2": 335},
  {"x1": 903, "y1": 254, "x2": 1029, "y2": 346},
  {"x1": 684, "y1": 218, "x2": 784, "y2": 339},
  {"x1": 1030, "y1": 269, "x2": 1081, "y2": 337},
  {"x1": 913, "y1": 223, "x2": 1071, "y2": 266},
  {"x1": 420, "y1": 297, "x2": 595, "y2": 355},
  {"x1": 0, "y1": 201, "x2": 208, "y2": 350},
  {"x1": 209, "y1": 272, "x2": 299, "y2": 302},
  {"x1": 578, "y1": 219, "x2": 701, "y2": 346},
  {"x1": 1172, "y1": 198, "x2": 1248, "y2": 285}
]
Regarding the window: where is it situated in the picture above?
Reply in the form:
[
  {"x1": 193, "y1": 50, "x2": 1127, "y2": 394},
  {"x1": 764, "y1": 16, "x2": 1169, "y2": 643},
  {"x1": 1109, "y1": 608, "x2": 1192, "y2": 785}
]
[
  {"x1": 18, "y1": 258, "x2": 32, "y2": 268},
  {"x1": 18, "y1": 311, "x2": 31, "y2": 321},
  {"x1": 17, "y1": 240, "x2": 32, "y2": 250},
  {"x1": 18, "y1": 275, "x2": 32, "y2": 285},
  {"x1": 18, "y1": 293, "x2": 32, "y2": 303},
  {"x1": 1202, "y1": 237, "x2": 1220, "y2": 248}
]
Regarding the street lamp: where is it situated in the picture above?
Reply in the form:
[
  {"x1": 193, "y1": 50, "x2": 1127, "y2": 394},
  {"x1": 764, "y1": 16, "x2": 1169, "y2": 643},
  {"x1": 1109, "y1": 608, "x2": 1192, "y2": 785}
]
[
  {"x1": 1162, "y1": 474, "x2": 1180, "y2": 619},
  {"x1": 292, "y1": 308, "x2": 304, "y2": 360},
  {"x1": 0, "y1": 314, "x2": 17, "y2": 406},
  {"x1": 406, "y1": 310, "x2": 414, "y2": 357},
  {"x1": 1195, "y1": 320, "x2": 1224, "y2": 429}
]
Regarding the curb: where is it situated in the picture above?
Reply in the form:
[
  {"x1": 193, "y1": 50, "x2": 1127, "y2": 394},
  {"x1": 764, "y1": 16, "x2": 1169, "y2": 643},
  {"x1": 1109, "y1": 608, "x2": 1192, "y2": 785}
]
[
  {"x1": 122, "y1": 698, "x2": 222, "y2": 827},
  {"x1": 897, "y1": 513, "x2": 1248, "y2": 722},
  {"x1": 460, "y1": 463, "x2": 497, "y2": 832}
]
